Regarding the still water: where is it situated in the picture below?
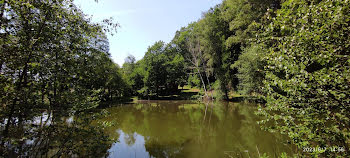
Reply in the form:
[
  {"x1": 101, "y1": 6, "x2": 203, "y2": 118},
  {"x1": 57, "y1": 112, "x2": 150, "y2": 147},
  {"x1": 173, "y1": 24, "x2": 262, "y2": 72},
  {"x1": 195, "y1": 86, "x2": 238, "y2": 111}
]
[{"x1": 99, "y1": 100, "x2": 293, "y2": 158}]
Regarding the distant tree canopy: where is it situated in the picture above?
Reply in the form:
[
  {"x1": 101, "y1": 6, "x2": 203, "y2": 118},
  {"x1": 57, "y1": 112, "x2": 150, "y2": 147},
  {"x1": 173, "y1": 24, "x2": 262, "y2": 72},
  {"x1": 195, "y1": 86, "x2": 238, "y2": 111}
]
[{"x1": 122, "y1": 41, "x2": 186, "y2": 98}]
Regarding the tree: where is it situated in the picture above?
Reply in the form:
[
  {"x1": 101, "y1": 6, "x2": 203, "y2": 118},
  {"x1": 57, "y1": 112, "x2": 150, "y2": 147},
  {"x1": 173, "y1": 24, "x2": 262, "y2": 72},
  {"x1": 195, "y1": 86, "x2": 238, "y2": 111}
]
[
  {"x1": 197, "y1": 6, "x2": 234, "y2": 99},
  {"x1": 171, "y1": 23, "x2": 198, "y2": 88},
  {"x1": 129, "y1": 40, "x2": 187, "y2": 98},
  {"x1": 259, "y1": 0, "x2": 350, "y2": 157},
  {"x1": 186, "y1": 37, "x2": 210, "y2": 97},
  {"x1": 0, "y1": 0, "x2": 124, "y2": 155},
  {"x1": 142, "y1": 41, "x2": 167, "y2": 96},
  {"x1": 232, "y1": 45, "x2": 265, "y2": 95},
  {"x1": 212, "y1": 0, "x2": 282, "y2": 98},
  {"x1": 122, "y1": 55, "x2": 137, "y2": 95}
]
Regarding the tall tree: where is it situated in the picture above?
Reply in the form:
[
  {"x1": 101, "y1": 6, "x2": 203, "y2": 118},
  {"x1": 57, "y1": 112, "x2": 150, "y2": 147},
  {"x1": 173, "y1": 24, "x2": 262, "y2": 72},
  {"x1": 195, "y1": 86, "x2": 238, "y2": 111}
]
[
  {"x1": 197, "y1": 6, "x2": 234, "y2": 99},
  {"x1": 258, "y1": 0, "x2": 350, "y2": 157},
  {"x1": 0, "y1": 1, "x2": 124, "y2": 155}
]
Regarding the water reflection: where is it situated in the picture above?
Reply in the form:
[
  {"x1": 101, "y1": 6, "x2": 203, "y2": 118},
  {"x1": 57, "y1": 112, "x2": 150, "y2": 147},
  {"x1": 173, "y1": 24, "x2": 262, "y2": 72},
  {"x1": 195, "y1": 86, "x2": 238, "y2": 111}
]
[
  {"x1": 108, "y1": 130, "x2": 151, "y2": 158},
  {"x1": 1, "y1": 101, "x2": 293, "y2": 157},
  {"x1": 1, "y1": 111, "x2": 113, "y2": 157},
  {"x1": 102, "y1": 101, "x2": 293, "y2": 158}
]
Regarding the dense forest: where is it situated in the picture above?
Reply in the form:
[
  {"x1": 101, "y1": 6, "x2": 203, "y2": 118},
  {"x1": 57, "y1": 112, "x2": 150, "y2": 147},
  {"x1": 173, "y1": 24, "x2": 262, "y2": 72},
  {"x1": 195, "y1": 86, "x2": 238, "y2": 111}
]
[
  {"x1": 122, "y1": 0, "x2": 349, "y2": 156},
  {"x1": 1, "y1": 0, "x2": 349, "y2": 157}
]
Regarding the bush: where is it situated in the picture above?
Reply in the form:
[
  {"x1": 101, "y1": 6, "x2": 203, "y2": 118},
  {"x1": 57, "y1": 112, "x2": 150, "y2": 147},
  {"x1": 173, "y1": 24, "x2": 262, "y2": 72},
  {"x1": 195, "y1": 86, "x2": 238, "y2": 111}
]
[
  {"x1": 232, "y1": 45, "x2": 265, "y2": 95},
  {"x1": 259, "y1": 0, "x2": 350, "y2": 157},
  {"x1": 188, "y1": 74, "x2": 201, "y2": 88},
  {"x1": 213, "y1": 80, "x2": 225, "y2": 100}
]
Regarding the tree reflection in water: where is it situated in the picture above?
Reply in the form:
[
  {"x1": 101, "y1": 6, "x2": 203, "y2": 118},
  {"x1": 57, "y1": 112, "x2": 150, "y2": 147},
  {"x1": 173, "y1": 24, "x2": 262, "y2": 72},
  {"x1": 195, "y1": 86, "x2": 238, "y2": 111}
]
[
  {"x1": 1, "y1": 111, "x2": 113, "y2": 157},
  {"x1": 101, "y1": 101, "x2": 293, "y2": 158},
  {"x1": 1, "y1": 101, "x2": 293, "y2": 158}
]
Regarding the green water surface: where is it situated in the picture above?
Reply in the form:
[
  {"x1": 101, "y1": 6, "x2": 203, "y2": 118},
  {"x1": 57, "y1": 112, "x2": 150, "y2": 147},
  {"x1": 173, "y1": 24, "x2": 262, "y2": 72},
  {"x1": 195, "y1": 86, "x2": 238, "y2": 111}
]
[{"x1": 99, "y1": 100, "x2": 293, "y2": 158}]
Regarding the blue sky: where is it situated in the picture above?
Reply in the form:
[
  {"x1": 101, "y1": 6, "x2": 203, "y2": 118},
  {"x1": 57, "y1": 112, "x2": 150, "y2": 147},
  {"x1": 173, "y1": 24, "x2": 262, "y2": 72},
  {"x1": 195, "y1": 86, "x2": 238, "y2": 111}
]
[{"x1": 74, "y1": 0, "x2": 222, "y2": 66}]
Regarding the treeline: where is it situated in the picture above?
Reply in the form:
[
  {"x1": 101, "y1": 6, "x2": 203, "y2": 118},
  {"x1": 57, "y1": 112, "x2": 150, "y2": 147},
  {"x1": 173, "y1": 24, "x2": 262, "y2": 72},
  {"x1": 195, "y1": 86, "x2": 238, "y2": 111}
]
[
  {"x1": 122, "y1": 0, "x2": 349, "y2": 157},
  {"x1": 122, "y1": 41, "x2": 186, "y2": 98},
  {"x1": 122, "y1": 0, "x2": 280, "y2": 99},
  {"x1": 0, "y1": 0, "x2": 130, "y2": 149}
]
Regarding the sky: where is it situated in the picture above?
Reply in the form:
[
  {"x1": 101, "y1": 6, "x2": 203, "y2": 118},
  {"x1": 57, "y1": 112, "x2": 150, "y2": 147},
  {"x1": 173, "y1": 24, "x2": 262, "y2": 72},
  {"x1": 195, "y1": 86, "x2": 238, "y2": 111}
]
[{"x1": 74, "y1": 0, "x2": 222, "y2": 66}]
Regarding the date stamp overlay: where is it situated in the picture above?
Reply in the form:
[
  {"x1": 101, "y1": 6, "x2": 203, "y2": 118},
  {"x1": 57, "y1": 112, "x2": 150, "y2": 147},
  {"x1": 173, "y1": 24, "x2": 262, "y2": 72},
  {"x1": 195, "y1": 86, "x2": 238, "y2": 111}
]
[{"x1": 303, "y1": 146, "x2": 346, "y2": 153}]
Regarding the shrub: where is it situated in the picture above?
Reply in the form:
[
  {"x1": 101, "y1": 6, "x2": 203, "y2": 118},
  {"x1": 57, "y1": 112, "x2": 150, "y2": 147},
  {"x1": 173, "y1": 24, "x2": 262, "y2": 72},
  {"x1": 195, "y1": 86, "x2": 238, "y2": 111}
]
[{"x1": 259, "y1": 0, "x2": 350, "y2": 157}]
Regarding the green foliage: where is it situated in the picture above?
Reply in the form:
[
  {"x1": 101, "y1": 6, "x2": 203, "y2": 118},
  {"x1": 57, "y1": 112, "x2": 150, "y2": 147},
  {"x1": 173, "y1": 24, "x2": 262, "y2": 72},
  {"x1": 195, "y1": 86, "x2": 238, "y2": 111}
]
[
  {"x1": 188, "y1": 74, "x2": 201, "y2": 88},
  {"x1": 142, "y1": 41, "x2": 168, "y2": 96},
  {"x1": 167, "y1": 0, "x2": 280, "y2": 100},
  {"x1": 197, "y1": 6, "x2": 233, "y2": 99},
  {"x1": 122, "y1": 55, "x2": 146, "y2": 95},
  {"x1": 232, "y1": 45, "x2": 265, "y2": 95},
  {"x1": 0, "y1": 0, "x2": 128, "y2": 155},
  {"x1": 213, "y1": 80, "x2": 225, "y2": 100},
  {"x1": 1, "y1": 0, "x2": 347, "y2": 156},
  {"x1": 258, "y1": 0, "x2": 350, "y2": 157},
  {"x1": 222, "y1": 0, "x2": 280, "y2": 47},
  {"x1": 123, "y1": 41, "x2": 187, "y2": 98}
]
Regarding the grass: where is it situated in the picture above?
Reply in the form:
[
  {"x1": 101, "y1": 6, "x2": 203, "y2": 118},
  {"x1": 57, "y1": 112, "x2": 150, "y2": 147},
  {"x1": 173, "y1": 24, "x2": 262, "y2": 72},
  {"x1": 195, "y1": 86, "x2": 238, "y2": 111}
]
[
  {"x1": 135, "y1": 85, "x2": 264, "y2": 103},
  {"x1": 228, "y1": 91, "x2": 247, "y2": 98},
  {"x1": 180, "y1": 85, "x2": 200, "y2": 93},
  {"x1": 136, "y1": 85, "x2": 200, "y2": 100}
]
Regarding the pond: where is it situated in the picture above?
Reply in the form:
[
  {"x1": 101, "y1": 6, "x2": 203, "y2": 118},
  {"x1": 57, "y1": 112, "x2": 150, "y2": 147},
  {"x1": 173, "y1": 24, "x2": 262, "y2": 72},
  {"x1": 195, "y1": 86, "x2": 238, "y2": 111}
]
[
  {"x1": 99, "y1": 100, "x2": 293, "y2": 158},
  {"x1": 2, "y1": 100, "x2": 293, "y2": 157}
]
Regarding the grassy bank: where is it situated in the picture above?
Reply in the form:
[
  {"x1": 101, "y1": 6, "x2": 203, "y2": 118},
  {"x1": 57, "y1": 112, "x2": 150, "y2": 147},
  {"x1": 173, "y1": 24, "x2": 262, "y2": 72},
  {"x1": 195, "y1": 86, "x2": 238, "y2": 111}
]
[{"x1": 135, "y1": 85, "x2": 263, "y2": 103}]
